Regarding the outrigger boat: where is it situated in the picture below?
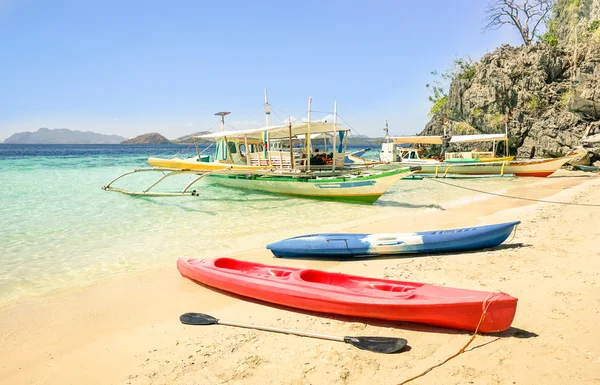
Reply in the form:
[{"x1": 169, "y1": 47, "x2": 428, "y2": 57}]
[
  {"x1": 103, "y1": 97, "x2": 417, "y2": 204},
  {"x1": 380, "y1": 133, "x2": 514, "y2": 164},
  {"x1": 378, "y1": 127, "x2": 577, "y2": 177}
]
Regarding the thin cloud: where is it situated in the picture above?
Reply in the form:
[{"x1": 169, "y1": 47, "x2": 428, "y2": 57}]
[
  {"x1": 320, "y1": 114, "x2": 334, "y2": 123},
  {"x1": 283, "y1": 116, "x2": 298, "y2": 125},
  {"x1": 232, "y1": 120, "x2": 260, "y2": 125}
]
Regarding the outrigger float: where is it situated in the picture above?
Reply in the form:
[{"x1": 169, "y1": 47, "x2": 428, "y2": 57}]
[{"x1": 102, "y1": 96, "x2": 418, "y2": 204}]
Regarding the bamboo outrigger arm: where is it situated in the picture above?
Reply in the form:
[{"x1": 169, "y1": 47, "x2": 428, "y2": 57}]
[{"x1": 101, "y1": 168, "x2": 216, "y2": 197}]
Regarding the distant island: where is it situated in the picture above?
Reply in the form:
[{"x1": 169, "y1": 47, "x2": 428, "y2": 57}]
[
  {"x1": 121, "y1": 133, "x2": 171, "y2": 145},
  {"x1": 3, "y1": 127, "x2": 386, "y2": 146},
  {"x1": 1, "y1": 128, "x2": 215, "y2": 145},
  {"x1": 3, "y1": 128, "x2": 126, "y2": 144},
  {"x1": 120, "y1": 131, "x2": 214, "y2": 144}
]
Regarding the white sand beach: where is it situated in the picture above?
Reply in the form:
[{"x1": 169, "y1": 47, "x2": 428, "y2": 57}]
[{"x1": 1, "y1": 171, "x2": 599, "y2": 385}]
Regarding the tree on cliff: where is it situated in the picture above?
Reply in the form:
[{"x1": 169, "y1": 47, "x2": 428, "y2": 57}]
[{"x1": 484, "y1": 0, "x2": 554, "y2": 46}]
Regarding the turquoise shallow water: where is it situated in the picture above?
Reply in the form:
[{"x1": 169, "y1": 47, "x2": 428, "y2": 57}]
[{"x1": 0, "y1": 144, "x2": 533, "y2": 305}]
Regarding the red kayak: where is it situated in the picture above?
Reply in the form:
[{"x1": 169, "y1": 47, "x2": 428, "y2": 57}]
[{"x1": 177, "y1": 257, "x2": 517, "y2": 332}]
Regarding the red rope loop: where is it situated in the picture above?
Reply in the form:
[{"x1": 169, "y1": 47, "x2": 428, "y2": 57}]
[{"x1": 396, "y1": 292, "x2": 503, "y2": 385}]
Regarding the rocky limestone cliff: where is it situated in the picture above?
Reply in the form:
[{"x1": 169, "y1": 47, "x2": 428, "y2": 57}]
[
  {"x1": 421, "y1": 0, "x2": 600, "y2": 166},
  {"x1": 121, "y1": 133, "x2": 171, "y2": 145}
]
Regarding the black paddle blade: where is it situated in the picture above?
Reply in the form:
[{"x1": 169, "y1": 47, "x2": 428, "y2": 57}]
[
  {"x1": 180, "y1": 312, "x2": 219, "y2": 325},
  {"x1": 343, "y1": 336, "x2": 408, "y2": 354}
]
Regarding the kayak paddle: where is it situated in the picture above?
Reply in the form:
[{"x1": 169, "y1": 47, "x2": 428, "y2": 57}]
[{"x1": 180, "y1": 312, "x2": 407, "y2": 354}]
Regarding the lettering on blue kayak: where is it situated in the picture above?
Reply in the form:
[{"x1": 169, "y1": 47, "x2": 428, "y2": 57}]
[{"x1": 316, "y1": 181, "x2": 376, "y2": 189}]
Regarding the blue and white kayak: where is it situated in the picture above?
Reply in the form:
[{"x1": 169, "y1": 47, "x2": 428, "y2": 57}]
[{"x1": 266, "y1": 221, "x2": 520, "y2": 258}]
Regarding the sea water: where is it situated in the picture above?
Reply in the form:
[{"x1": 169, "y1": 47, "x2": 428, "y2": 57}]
[{"x1": 0, "y1": 144, "x2": 533, "y2": 305}]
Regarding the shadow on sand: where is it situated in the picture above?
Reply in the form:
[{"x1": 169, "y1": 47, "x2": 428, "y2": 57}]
[
  {"x1": 181, "y1": 279, "x2": 538, "y2": 343},
  {"x1": 266, "y1": 242, "x2": 529, "y2": 262},
  {"x1": 374, "y1": 200, "x2": 446, "y2": 210}
]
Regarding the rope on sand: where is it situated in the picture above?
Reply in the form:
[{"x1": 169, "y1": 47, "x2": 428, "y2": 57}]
[
  {"x1": 426, "y1": 178, "x2": 600, "y2": 207},
  {"x1": 397, "y1": 292, "x2": 503, "y2": 385}
]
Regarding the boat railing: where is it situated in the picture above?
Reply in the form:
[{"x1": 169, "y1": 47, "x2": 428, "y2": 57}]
[
  {"x1": 445, "y1": 151, "x2": 495, "y2": 160},
  {"x1": 248, "y1": 150, "x2": 346, "y2": 169},
  {"x1": 431, "y1": 160, "x2": 510, "y2": 178},
  {"x1": 249, "y1": 151, "x2": 294, "y2": 168}
]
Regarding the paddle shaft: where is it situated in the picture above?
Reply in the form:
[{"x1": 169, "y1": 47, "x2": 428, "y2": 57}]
[{"x1": 217, "y1": 319, "x2": 344, "y2": 342}]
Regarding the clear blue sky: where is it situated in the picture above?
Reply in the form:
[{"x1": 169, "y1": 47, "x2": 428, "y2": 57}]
[{"x1": 0, "y1": 0, "x2": 523, "y2": 140}]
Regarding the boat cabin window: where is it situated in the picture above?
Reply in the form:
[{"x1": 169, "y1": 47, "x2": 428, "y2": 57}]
[
  {"x1": 228, "y1": 141, "x2": 237, "y2": 154},
  {"x1": 401, "y1": 151, "x2": 418, "y2": 159},
  {"x1": 249, "y1": 144, "x2": 263, "y2": 153},
  {"x1": 238, "y1": 144, "x2": 246, "y2": 156}
]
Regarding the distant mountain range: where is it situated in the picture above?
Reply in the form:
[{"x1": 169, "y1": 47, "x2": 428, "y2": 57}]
[
  {"x1": 3, "y1": 128, "x2": 126, "y2": 144},
  {"x1": 3, "y1": 127, "x2": 384, "y2": 145}
]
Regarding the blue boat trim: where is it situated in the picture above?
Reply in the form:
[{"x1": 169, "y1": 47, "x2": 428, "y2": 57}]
[{"x1": 316, "y1": 181, "x2": 376, "y2": 189}]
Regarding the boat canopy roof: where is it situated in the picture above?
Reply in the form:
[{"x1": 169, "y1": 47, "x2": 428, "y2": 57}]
[
  {"x1": 450, "y1": 134, "x2": 507, "y2": 143},
  {"x1": 390, "y1": 136, "x2": 443, "y2": 145},
  {"x1": 196, "y1": 122, "x2": 348, "y2": 140},
  {"x1": 296, "y1": 132, "x2": 334, "y2": 140},
  {"x1": 389, "y1": 133, "x2": 507, "y2": 145}
]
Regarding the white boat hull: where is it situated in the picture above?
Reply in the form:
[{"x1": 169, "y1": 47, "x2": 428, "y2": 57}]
[{"x1": 382, "y1": 155, "x2": 576, "y2": 177}]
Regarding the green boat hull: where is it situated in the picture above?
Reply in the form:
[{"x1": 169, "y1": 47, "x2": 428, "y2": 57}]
[{"x1": 206, "y1": 168, "x2": 411, "y2": 204}]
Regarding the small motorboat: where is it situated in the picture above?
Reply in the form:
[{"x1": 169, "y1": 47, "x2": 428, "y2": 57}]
[
  {"x1": 177, "y1": 257, "x2": 518, "y2": 332},
  {"x1": 266, "y1": 221, "x2": 520, "y2": 259}
]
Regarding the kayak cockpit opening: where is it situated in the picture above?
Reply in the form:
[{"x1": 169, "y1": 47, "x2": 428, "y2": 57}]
[
  {"x1": 267, "y1": 269, "x2": 292, "y2": 278},
  {"x1": 212, "y1": 258, "x2": 293, "y2": 278},
  {"x1": 367, "y1": 283, "x2": 415, "y2": 293},
  {"x1": 298, "y1": 270, "x2": 419, "y2": 294}
]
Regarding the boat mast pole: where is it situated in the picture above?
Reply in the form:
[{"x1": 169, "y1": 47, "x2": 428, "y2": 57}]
[
  {"x1": 504, "y1": 112, "x2": 509, "y2": 157},
  {"x1": 264, "y1": 87, "x2": 271, "y2": 127},
  {"x1": 264, "y1": 88, "x2": 271, "y2": 162},
  {"x1": 307, "y1": 96, "x2": 312, "y2": 172},
  {"x1": 215, "y1": 112, "x2": 230, "y2": 132},
  {"x1": 332, "y1": 101, "x2": 337, "y2": 171},
  {"x1": 288, "y1": 114, "x2": 294, "y2": 169},
  {"x1": 386, "y1": 119, "x2": 398, "y2": 162},
  {"x1": 244, "y1": 134, "x2": 250, "y2": 165},
  {"x1": 193, "y1": 137, "x2": 200, "y2": 158}
]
